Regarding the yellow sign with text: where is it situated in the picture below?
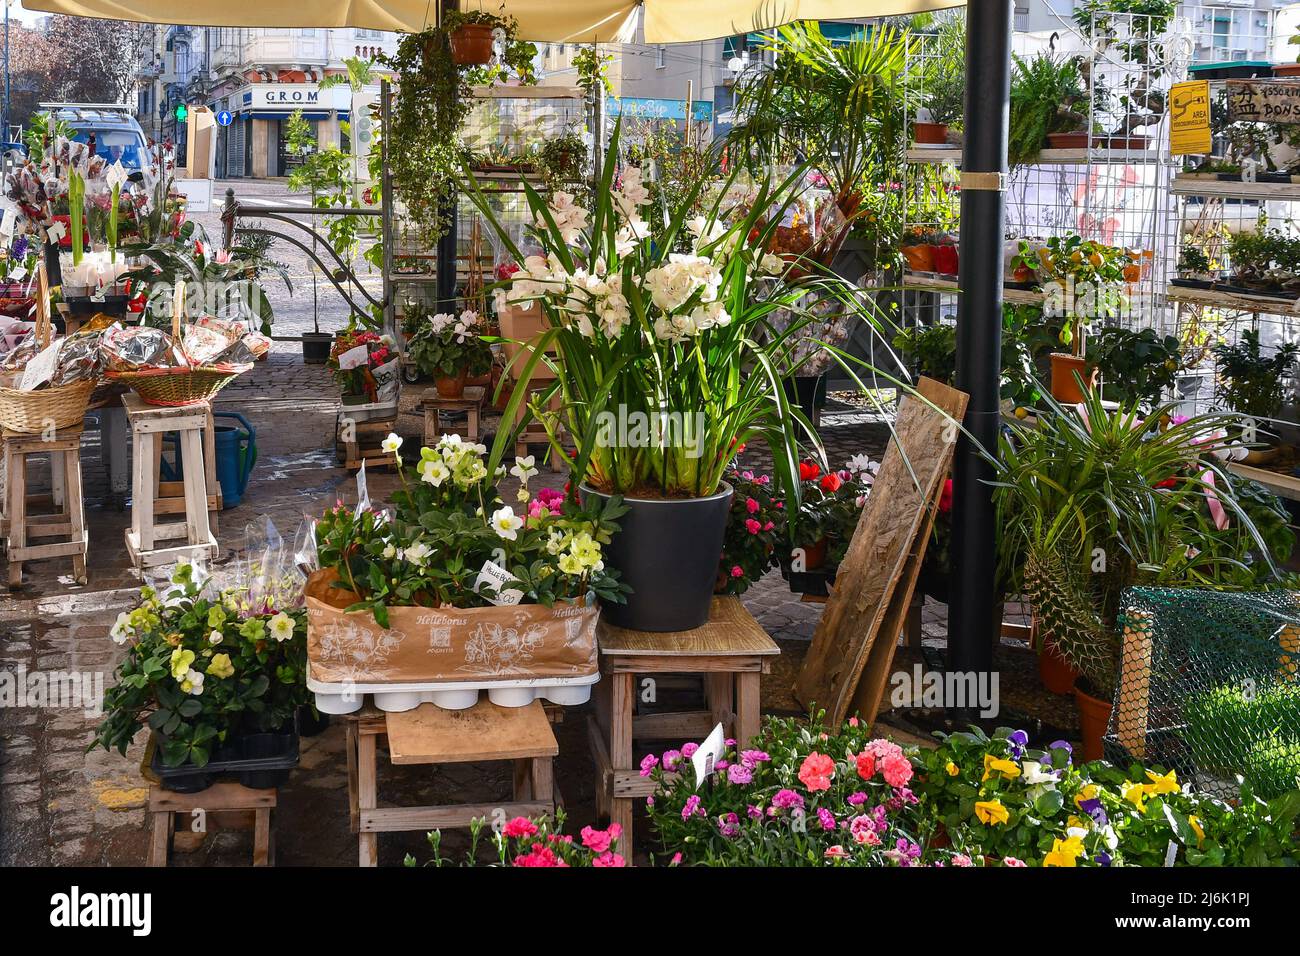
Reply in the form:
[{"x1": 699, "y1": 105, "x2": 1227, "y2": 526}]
[{"x1": 1170, "y1": 80, "x2": 1212, "y2": 155}]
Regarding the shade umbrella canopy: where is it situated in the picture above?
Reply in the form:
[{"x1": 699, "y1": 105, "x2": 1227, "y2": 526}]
[{"x1": 21, "y1": 0, "x2": 962, "y2": 43}]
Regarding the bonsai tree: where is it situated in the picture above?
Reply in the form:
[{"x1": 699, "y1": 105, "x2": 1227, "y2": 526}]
[
  {"x1": 1176, "y1": 244, "x2": 1212, "y2": 279},
  {"x1": 1213, "y1": 329, "x2": 1300, "y2": 422}
]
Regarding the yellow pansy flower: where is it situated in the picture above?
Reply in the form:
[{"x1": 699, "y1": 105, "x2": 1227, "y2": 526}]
[
  {"x1": 1067, "y1": 815, "x2": 1089, "y2": 831},
  {"x1": 945, "y1": 761, "x2": 960, "y2": 777},
  {"x1": 207, "y1": 654, "x2": 235, "y2": 679},
  {"x1": 1121, "y1": 780, "x2": 1149, "y2": 809},
  {"x1": 982, "y1": 754, "x2": 1022, "y2": 782},
  {"x1": 1074, "y1": 784, "x2": 1099, "y2": 809},
  {"x1": 1145, "y1": 769, "x2": 1179, "y2": 796},
  {"x1": 974, "y1": 799, "x2": 1010, "y2": 826},
  {"x1": 1043, "y1": 835, "x2": 1084, "y2": 868},
  {"x1": 1188, "y1": 815, "x2": 1204, "y2": 846}
]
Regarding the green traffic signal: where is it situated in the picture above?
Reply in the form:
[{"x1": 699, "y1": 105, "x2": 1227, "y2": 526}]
[{"x1": 174, "y1": 103, "x2": 189, "y2": 123}]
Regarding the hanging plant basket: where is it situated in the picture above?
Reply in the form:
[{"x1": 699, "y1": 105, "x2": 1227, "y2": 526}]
[{"x1": 450, "y1": 23, "x2": 495, "y2": 65}]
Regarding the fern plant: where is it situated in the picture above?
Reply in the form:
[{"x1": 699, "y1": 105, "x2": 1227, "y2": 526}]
[{"x1": 1008, "y1": 53, "x2": 1087, "y2": 168}]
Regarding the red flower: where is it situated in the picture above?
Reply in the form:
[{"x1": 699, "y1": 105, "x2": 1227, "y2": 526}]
[
  {"x1": 820, "y1": 473, "x2": 843, "y2": 493},
  {"x1": 799, "y1": 461, "x2": 821, "y2": 481},
  {"x1": 939, "y1": 478, "x2": 953, "y2": 514},
  {"x1": 798, "y1": 751, "x2": 835, "y2": 792},
  {"x1": 1153, "y1": 477, "x2": 1177, "y2": 489},
  {"x1": 194, "y1": 240, "x2": 204, "y2": 257}
]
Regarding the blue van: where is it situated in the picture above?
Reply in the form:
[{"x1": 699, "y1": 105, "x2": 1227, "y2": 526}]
[{"x1": 40, "y1": 103, "x2": 150, "y2": 170}]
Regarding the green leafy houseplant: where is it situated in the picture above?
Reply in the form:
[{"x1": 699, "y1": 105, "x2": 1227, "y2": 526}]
[
  {"x1": 992, "y1": 387, "x2": 1280, "y2": 698},
  {"x1": 467, "y1": 124, "x2": 890, "y2": 500},
  {"x1": 920, "y1": 15, "x2": 966, "y2": 129},
  {"x1": 1213, "y1": 328, "x2": 1299, "y2": 420},
  {"x1": 314, "y1": 435, "x2": 630, "y2": 625},
  {"x1": 90, "y1": 563, "x2": 308, "y2": 768},
  {"x1": 406, "y1": 308, "x2": 493, "y2": 380},
  {"x1": 1091, "y1": 326, "x2": 1182, "y2": 410},
  {"x1": 1008, "y1": 53, "x2": 1087, "y2": 167}
]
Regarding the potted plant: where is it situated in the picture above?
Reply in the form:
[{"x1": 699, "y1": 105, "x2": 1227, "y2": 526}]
[
  {"x1": 91, "y1": 561, "x2": 309, "y2": 791},
  {"x1": 406, "y1": 308, "x2": 493, "y2": 398},
  {"x1": 715, "y1": 466, "x2": 783, "y2": 595},
  {"x1": 901, "y1": 228, "x2": 938, "y2": 273},
  {"x1": 1226, "y1": 225, "x2": 1300, "y2": 297},
  {"x1": 443, "y1": 9, "x2": 516, "y2": 67},
  {"x1": 1174, "y1": 244, "x2": 1215, "y2": 288},
  {"x1": 1091, "y1": 326, "x2": 1182, "y2": 412},
  {"x1": 328, "y1": 328, "x2": 398, "y2": 405},
  {"x1": 1008, "y1": 53, "x2": 1087, "y2": 165},
  {"x1": 1213, "y1": 329, "x2": 1300, "y2": 454},
  {"x1": 914, "y1": 16, "x2": 965, "y2": 145},
  {"x1": 466, "y1": 126, "x2": 897, "y2": 631},
  {"x1": 993, "y1": 388, "x2": 1282, "y2": 759},
  {"x1": 781, "y1": 458, "x2": 877, "y2": 596}
]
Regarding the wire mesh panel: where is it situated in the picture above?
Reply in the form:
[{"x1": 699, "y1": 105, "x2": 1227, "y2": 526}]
[{"x1": 1108, "y1": 586, "x2": 1300, "y2": 799}]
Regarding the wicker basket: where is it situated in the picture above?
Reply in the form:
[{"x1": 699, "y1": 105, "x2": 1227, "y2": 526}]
[
  {"x1": 106, "y1": 281, "x2": 253, "y2": 406},
  {"x1": 0, "y1": 264, "x2": 95, "y2": 434}
]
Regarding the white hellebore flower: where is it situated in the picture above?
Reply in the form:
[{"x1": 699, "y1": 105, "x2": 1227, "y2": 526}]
[
  {"x1": 183, "y1": 669, "x2": 205, "y2": 696},
  {"x1": 109, "y1": 612, "x2": 133, "y2": 646},
  {"x1": 419, "y1": 458, "x2": 451, "y2": 486},
  {"x1": 510, "y1": 455, "x2": 538, "y2": 485},
  {"x1": 209, "y1": 629, "x2": 224, "y2": 645},
  {"x1": 381, "y1": 433, "x2": 403, "y2": 459},
  {"x1": 405, "y1": 541, "x2": 433, "y2": 567},
  {"x1": 382, "y1": 543, "x2": 397, "y2": 560},
  {"x1": 268, "y1": 611, "x2": 295, "y2": 643},
  {"x1": 490, "y1": 506, "x2": 524, "y2": 541}
]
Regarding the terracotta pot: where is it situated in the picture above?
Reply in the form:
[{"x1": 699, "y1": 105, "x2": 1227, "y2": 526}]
[
  {"x1": 1049, "y1": 352, "x2": 1096, "y2": 403},
  {"x1": 1047, "y1": 131, "x2": 1090, "y2": 149},
  {"x1": 466, "y1": 370, "x2": 492, "y2": 388},
  {"x1": 901, "y1": 243, "x2": 936, "y2": 273},
  {"x1": 913, "y1": 121, "x2": 949, "y2": 145},
  {"x1": 434, "y1": 369, "x2": 468, "y2": 398},
  {"x1": 1038, "y1": 632, "x2": 1080, "y2": 695},
  {"x1": 450, "y1": 23, "x2": 495, "y2": 65},
  {"x1": 1074, "y1": 683, "x2": 1113, "y2": 763},
  {"x1": 803, "y1": 537, "x2": 828, "y2": 570},
  {"x1": 1273, "y1": 63, "x2": 1300, "y2": 76}
]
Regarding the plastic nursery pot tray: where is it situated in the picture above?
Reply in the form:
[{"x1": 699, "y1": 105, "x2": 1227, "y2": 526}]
[{"x1": 149, "y1": 728, "x2": 300, "y2": 793}]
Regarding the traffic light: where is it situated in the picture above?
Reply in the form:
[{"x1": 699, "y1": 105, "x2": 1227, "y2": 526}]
[{"x1": 174, "y1": 103, "x2": 189, "y2": 123}]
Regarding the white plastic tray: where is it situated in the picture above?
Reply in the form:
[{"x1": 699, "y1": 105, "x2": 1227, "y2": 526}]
[{"x1": 307, "y1": 666, "x2": 599, "y2": 714}]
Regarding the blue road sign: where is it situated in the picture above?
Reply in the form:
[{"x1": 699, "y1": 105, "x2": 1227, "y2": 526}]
[{"x1": 217, "y1": 110, "x2": 233, "y2": 127}]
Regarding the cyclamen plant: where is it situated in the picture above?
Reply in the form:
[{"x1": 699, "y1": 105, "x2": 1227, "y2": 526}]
[
  {"x1": 465, "y1": 124, "x2": 890, "y2": 500},
  {"x1": 313, "y1": 434, "x2": 630, "y2": 626},
  {"x1": 407, "y1": 308, "x2": 493, "y2": 380},
  {"x1": 91, "y1": 562, "x2": 308, "y2": 768},
  {"x1": 790, "y1": 454, "x2": 879, "y2": 567}
]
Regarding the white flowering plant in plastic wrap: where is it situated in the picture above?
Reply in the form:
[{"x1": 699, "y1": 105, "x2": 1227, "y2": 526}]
[{"x1": 465, "y1": 125, "x2": 898, "y2": 502}]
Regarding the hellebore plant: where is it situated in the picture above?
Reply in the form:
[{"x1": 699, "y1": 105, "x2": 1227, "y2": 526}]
[{"x1": 465, "y1": 124, "x2": 894, "y2": 502}]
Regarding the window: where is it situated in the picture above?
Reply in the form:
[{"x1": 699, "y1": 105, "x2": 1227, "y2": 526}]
[
  {"x1": 655, "y1": 45, "x2": 666, "y2": 68},
  {"x1": 1212, "y1": 16, "x2": 1230, "y2": 53}
]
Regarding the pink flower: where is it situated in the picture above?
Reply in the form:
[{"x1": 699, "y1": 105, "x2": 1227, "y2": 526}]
[
  {"x1": 1003, "y1": 857, "x2": 1027, "y2": 867},
  {"x1": 639, "y1": 753, "x2": 658, "y2": 777},
  {"x1": 848, "y1": 717, "x2": 859, "y2": 727},
  {"x1": 855, "y1": 751, "x2": 876, "y2": 781},
  {"x1": 763, "y1": 521, "x2": 775, "y2": 531},
  {"x1": 513, "y1": 842, "x2": 567, "y2": 867},
  {"x1": 727, "y1": 763, "x2": 753, "y2": 785},
  {"x1": 744, "y1": 518, "x2": 762, "y2": 535},
  {"x1": 215, "y1": 249, "x2": 232, "y2": 265},
  {"x1": 581, "y1": 825, "x2": 616, "y2": 853},
  {"x1": 771, "y1": 789, "x2": 804, "y2": 812},
  {"x1": 503, "y1": 817, "x2": 538, "y2": 839},
  {"x1": 681, "y1": 794, "x2": 704, "y2": 820},
  {"x1": 592, "y1": 851, "x2": 626, "y2": 867},
  {"x1": 730, "y1": 565, "x2": 744, "y2": 578},
  {"x1": 817, "y1": 807, "x2": 836, "y2": 830},
  {"x1": 661, "y1": 749, "x2": 683, "y2": 771},
  {"x1": 746, "y1": 497, "x2": 760, "y2": 514},
  {"x1": 847, "y1": 791, "x2": 868, "y2": 805},
  {"x1": 798, "y1": 752, "x2": 835, "y2": 792},
  {"x1": 952, "y1": 854, "x2": 973, "y2": 867},
  {"x1": 670, "y1": 852, "x2": 683, "y2": 865},
  {"x1": 881, "y1": 753, "x2": 914, "y2": 788},
  {"x1": 824, "y1": 845, "x2": 848, "y2": 860},
  {"x1": 740, "y1": 749, "x2": 770, "y2": 768},
  {"x1": 681, "y1": 742, "x2": 699, "y2": 759}
]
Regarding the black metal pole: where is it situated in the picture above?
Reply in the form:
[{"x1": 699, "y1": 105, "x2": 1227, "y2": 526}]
[
  {"x1": 949, "y1": 0, "x2": 1012, "y2": 682},
  {"x1": 436, "y1": 0, "x2": 459, "y2": 314}
]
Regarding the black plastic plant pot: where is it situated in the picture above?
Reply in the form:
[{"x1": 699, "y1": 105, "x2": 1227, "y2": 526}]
[
  {"x1": 238, "y1": 730, "x2": 298, "y2": 789},
  {"x1": 296, "y1": 703, "x2": 331, "y2": 737},
  {"x1": 302, "y1": 331, "x2": 332, "y2": 365},
  {"x1": 581, "y1": 481, "x2": 733, "y2": 632},
  {"x1": 64, "y1": 293, "x2": 129, "y2": 316}
]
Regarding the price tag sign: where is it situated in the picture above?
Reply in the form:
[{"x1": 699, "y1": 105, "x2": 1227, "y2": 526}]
[
  {"x1": 474, "y1": 560, "x2": 523, "y2": 605},
  {"x1": 691, "y1": 723, "x2": 727, "y2": 790},
  {"x1": 20, "y1": 340, "x2": 61, "y2": 391},
  {"x1": 1169, "y1": 80, "x2": 1211, "y2": 155},
  {"x1": 337, "y1": 343, "x2": 369, "y2": 370}
]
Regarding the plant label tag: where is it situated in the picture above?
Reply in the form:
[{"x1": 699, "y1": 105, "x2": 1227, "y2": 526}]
[
  {"x1": 354, "y1": 460, "x2": 371, "y2": 515},
  {"x1": 1163, "y1": 840, "x2": 1178, "y2": 867},
  {"x1": 8, "y1": 263, "x2": 26, "y2": 282},
  {"x1": 337, "y1": 343, "x2": 369, "y2": 370},
  {"x1": 691, "y1": 722, "x2": 726, "y2": 790},
  {"x1": 19, "y1": 339, "x2": 61, "y2": 391},
  {"x1": 474, "y1": 560, "x2": 523, "y2": 605},
  {"x1": 45, "y1": 221, "x2": 66, "y2": 244}
]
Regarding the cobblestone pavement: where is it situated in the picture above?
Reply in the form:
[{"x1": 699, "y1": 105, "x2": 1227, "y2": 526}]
[{"x1": 0, "y1": 355, "x2": 1065, "y2": 866}]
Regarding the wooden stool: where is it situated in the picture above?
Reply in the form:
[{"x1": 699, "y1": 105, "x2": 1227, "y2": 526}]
[
  {"x1": 147, "y1": 782, "x2": 276, "y2": 866},
  {"x1": 422, "y1": 386, "x2": 484, "y2": 447},
  {"x1": 1, "y1": 425, "x2": 88, "y2": 587},
  {"x1": 347, "y1": 698, "x2": 559, "y2": 867},
  {"x1": 124, "y1": 394, "x2": 218, "y2": 569},
  {"x1": 155, "y1": 405, "x2": 222, "y2": 533},
  {"x1": 335, "y1": 411, "x2": 399, "y2": 472},
  {"x1": 589, "y1": 597, "x2": 780, "y2": 843}
]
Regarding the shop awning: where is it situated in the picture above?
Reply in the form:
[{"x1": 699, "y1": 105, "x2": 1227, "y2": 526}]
[{"x1": 20, "y1": 0, "x2": 963, "y2": 43}]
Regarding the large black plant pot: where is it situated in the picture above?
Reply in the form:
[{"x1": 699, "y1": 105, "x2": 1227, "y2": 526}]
[
  {"x1": 302, "y1": 332, "x2": 332, "y2": 365},
  {"x1": 582, "y1": 481, "x2": 733, "y2": 632}
]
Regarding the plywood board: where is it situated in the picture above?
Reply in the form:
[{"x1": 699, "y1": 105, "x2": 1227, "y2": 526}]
[{"x1": 793, "y1": 377, "x2": 968, "y2": 725}]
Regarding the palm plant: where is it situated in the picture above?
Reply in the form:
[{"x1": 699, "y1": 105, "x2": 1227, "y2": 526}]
[
  {"x1": 726, "y1": 21, "x2": 915, "y2": 222},
  {"x1": 993, "y1": 387, "x2": 1280, "y2": 696}
]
